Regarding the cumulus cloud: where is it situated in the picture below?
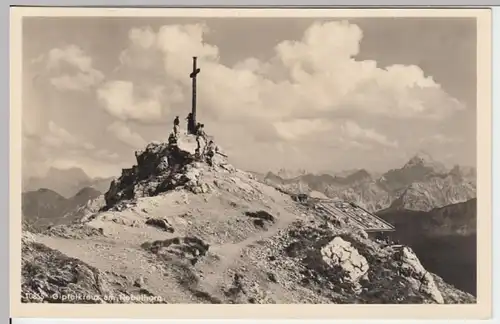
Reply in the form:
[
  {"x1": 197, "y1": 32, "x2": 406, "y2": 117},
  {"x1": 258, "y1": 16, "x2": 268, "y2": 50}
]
[
  {"x1": 38, "y1": 121, "x2": 119, "y2": 157},
  {"x1": 34, "y1": 45, "x2": 104, "y2": 91},
  {"x1": 96, "y1": 25, "x2": 213, "y2": 123},
  {"x1": 42, "y1": 121, "x2": 82, "y2": 149},
  {"x1": 118, "y1": 27, "x2": 160, "y2": 70},
  {"x1": 100, "y1": 21, "x2": 464, "y2": 131},
  {"x1": 273, "y1": 118, "x2": 397, "y2": 149},
  {"x1": 97, "y1": 81, "x2": 168, "y2": 123},
  {"x1": 25, "y1": 20, "x2": 468, "y2": 175},
  {"x1": 23, "y1": 120, "x2": 121, "y2": 178},
  {"x1": 339, "y1": 120, "x2": 398, "y2": 148},
  {"x1": 86, "y1": 19, "x2": 471, "y2": 173},
  {"x1": 106, "y1": 121, "x2": 147, "y2": 148},
  {"x1": 95, "y1": 149, "x2": 120, "y2": 160},
  {"x1": 48, "y1": 157, "x2": 123, "y2": 179},
  {"x1": 273, "y1": 119, "x2": 333, "y2": 141},
  {"x1": 419, "y1": 134, "x2": 463, "y2": 145}
]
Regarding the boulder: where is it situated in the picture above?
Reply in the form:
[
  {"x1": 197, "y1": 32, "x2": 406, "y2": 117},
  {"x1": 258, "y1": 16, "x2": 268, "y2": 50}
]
[
  {"x1": 320, "y1": 236, "x2": 369, "y2": 284},
  {"x1": 397, "y1": 246, "x2": 444, "y2": 304}
]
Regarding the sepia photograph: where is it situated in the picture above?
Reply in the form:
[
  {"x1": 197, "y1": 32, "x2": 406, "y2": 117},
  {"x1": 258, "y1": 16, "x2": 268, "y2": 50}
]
[{"x1": 10, "y1": 6, "x2": 492, "y2": 319}]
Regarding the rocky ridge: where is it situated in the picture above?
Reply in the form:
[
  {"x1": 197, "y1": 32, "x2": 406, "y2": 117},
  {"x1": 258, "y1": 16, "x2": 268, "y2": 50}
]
[
  {"x1": 22, "y1": 187, "x2": 102, "y2": 232},
  {"x1": 264, "y1": 153, "x2": 476, "y2": 213},
  {"x1": 23, "y1": 167, "x2": 115, "y2": 198},
  {"x1": 21, "y1": 133, "x2": 475, "y2": 304}
]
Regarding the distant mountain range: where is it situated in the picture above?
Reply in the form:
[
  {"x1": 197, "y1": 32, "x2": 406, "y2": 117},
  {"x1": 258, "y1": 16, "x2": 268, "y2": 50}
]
[
  {"x1": 23, "y1": 167, "x2": 115, "y2": 198},
  {"x1": 377, "y1": 198, "x2": 477, "y2": 296},
  {"x1": 261, "y1": 152, "x2": 476, "y2": 213},
  {"x1": 22, "y1": 186, "x2": 103, "y2": 232},
  {"x1": 275, "y1": 168, "x2": 307, "y2": 179}
]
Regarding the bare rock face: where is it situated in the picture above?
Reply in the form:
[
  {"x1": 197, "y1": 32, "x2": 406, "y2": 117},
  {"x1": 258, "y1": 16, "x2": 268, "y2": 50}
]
[
  {"x1": 104, "y1": 134, "x2": 228, "y2": 210},
  {"x1": 396, "y1": 246, "x2": 444, "y2": 304},
  {"x1": 321, "y1": 236, "x2": 369, "y2": 284},
  {"x1": 104, "y1": 142, "x2": 192, "y2": 208}
]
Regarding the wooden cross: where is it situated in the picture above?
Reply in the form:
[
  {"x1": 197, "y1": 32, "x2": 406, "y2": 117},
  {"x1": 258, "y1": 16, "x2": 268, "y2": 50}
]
[{"x1": 190, "y1": 56, "x2": 201, "y2": 127}]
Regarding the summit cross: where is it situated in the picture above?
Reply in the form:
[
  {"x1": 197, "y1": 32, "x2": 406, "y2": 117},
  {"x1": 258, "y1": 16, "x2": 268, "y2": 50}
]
[{"x1": 189, "y1": 56, "x2": 201, "y2": 127}]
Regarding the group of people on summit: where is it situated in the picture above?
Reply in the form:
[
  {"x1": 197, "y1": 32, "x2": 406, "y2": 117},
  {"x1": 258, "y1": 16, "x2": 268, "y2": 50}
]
[{"x1": 168, "y1": 113, "x2": 217, "y2": 166}]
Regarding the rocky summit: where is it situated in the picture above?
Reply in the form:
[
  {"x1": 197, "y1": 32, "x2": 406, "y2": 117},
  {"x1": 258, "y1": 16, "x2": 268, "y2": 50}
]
[{"x1": 21, "y1": 133, "x2": 475, "y2": 304}]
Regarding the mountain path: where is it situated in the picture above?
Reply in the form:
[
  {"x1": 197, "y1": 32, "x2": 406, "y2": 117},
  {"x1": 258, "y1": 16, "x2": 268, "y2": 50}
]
[
  {"x1": 33, "y1": 185, "x2": 300, "y2": 302},
  {"x1": 198, "y1": 205, "x2": 300, "y2": 295}
]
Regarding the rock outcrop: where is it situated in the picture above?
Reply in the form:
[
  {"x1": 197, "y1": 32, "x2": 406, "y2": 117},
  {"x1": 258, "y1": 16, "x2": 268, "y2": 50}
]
[
  {"x1": 104, "y1": 135, "x2": 230, "y2": 211},
  {"x1": 320, "y1": 237, "x2": 369, "y2": 285},
  {"x1": 396, "y1": 246, "x2": 444, "y2": 304}
]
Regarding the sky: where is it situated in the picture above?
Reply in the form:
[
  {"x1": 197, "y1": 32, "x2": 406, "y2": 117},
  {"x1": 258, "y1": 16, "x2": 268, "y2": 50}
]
[{"x1": 21, "y1": 16, "x2": 477, "y2": 179}]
